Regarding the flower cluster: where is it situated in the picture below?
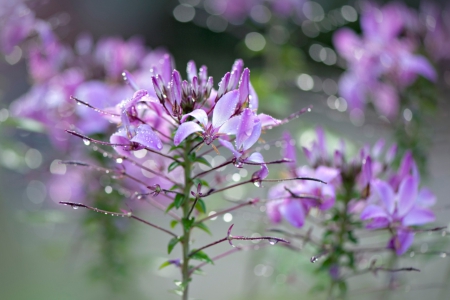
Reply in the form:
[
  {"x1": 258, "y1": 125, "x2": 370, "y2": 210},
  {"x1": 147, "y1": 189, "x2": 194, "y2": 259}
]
[
  {"x1": 333, "y1": 2, "x2": 436, "y2": 119},
  {"x1": 267, "y1": 127, "x2": 436, "y2": 255}
]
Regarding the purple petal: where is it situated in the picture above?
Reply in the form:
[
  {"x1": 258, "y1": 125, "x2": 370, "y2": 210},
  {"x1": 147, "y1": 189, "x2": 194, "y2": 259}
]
[
  {"x1": 173, "y1": 121, "x2": 204, "y2": 146},
  {"x1": 362, "y1": 156, "x2": 372, "y2": 186},
  {"x1": 388, "y1": 230, "x2": 414, "y2": 256},
  {"x1": 252, "y1": 164, "x2": 269, "y2": 181},
  {"x1": 235, "y1": 108, "x2": 255, "y2": 150},
  {"x1": 249, "y1": 83, "x2": 258, "y2": 110},
  {"x1": 283, "y1": 132, "x2": 297, "y2": 169},
  {"x1": 385, "y1": 143, "x2": 397, "y2": 164},
  {"x1": 217, "y1": 115, "x2": 240, "y2": 136},
  {"x1": 315, "y1": 166, "x2": 339, "y2": 184},
  {"x1": 398, "y1": 151, "x2": 413, "y2": 177},
  {"x1": 372, "y1": 179, "x2": 395, "y2": 214},
  {"x1": 186, "y1": 60, "x2": 197, "y2": 82},
  {"x1": 397, "y1": 176, "x2": 418, "y2": 217},
  {"x1": 171, "y1": 70, "x2": 182, "y2": 105},
  {"x1": 372, "y1": 139, "x2": 385, "y2": 158},
  {"x1": 333, "y1": 28, "x2": 360, "y2": 59},
  {"x1": 259, "y1": 113, "x2": 282, "y2": 128},
  {"x1": 416, "y1": 188, "x2": 436, "y2": 207},
  {"x1": 246, "y1": 152, "x2": 264, "y2": 164},
  {"x1": 242, "y1": 118, "x2": 261, "y2": 151},
  {"x1": 366, "y1": 218, "x2": 390, "y2": 229},
  {"x1": 266, "y1": 200, "x2": 283, "y2": 224},
  {"x1": 280, "y1": 199, "x2": 305, "y2": 228},
  {"x1": 130, "y1": 124, "x2": 163, "y2": 151},
  {"x1": 110, "y1": 130, "x2": 133, "y2": 157},
  {"x1": 212, "y1": 90, "x2": 239, "y2": 128},
  {"x1": 302, "y1": 147, "x2": 313, "y2": 165},
  {"x1": 238, "y1": 68, "x2": 250, "y2": 106},
  {"x1": 216, "y1": 72, "x2": 231, "y2": 99},
  {"x1": 180, "y1": 109, "x2": 208, "y2": 127},
  {"x1": 218, "y1": 139, "x2": 241, "y2": 160},
  {"x1": 402, "y1": 207, "x2": 435, "y2": 226},
  {"x1": 372, "y1": 83, "x2": 399, "y2": 119},
  {"x1": 400, "y1": 54, "x2": 436, "y2": 83},
  {"x1": 361, "y1": 204, "x2": 389, "y2": 220}
]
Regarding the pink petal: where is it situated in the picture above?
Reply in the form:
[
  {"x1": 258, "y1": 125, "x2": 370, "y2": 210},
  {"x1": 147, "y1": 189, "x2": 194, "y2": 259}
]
[
  {"x1": 173, "y1": 122, "x2": 204, "y2": 146},
  {"x1": 333, "y1": 28, "x2": 361, "y2": 59}
]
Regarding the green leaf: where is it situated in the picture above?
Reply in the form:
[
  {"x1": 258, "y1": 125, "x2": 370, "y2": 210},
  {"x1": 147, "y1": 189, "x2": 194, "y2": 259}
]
[
  {"x1": 190, "y1": 250, "x2": 214, "y2": 264},
  {"x1": 194, "y1": 222, "x2": 212, "y2": 235},
  {"x1": 194, "y1": 157, "x2": 211, "y2": 167},
  {"x1": 195, "y1": 198, "x2": 206, "y2": 214},
  {"x1": 158, "y1": 261, "x2": 172, "y2": 270},
  {"x1": 174, "y1": 194, "x2": 185, "y2": 209},
  {"x1": 170, "y1": 220, "x2": 179, "y2": 229},
  {"x1": 165, "y1": 202, "x2": 175, "y2": 213},
  {"x1": 168, "y1": 237, "x2": 179, "y2": 254},
  {"x1": 170, "y1": 184, "x2": 182, "y2": 191},
  {"x1": 338, "y1": 281, "x2": 347, "y2": 294},
  {"x1": 192, "y1": 178, "x2": 210, "y2": 188},
  {"x1": 168, "y1": 161, "x2": 182, "y2": 173},
  {"x1": 181, "y1": 217, "x2": 195, "y2": 232}
]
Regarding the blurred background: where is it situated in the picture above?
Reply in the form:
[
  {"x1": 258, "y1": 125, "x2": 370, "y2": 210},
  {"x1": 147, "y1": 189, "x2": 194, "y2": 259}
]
[{"x1": 1, "y1": 0, "x2": 449, "y2": 299}]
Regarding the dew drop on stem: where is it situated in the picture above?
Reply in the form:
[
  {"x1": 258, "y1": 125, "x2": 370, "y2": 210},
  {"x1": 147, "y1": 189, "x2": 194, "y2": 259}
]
[
  {"x1": 310, "y1": 256, "x2": 319, "y2": 263},
  {"x1": 268, "y1": 239, "x2": 278, "y2": 245}
]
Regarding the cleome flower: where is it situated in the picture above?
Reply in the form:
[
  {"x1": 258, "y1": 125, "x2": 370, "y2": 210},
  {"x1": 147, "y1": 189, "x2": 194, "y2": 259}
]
[{"x1": 360, "y1": 176, "x2": 435, "y2": 255}]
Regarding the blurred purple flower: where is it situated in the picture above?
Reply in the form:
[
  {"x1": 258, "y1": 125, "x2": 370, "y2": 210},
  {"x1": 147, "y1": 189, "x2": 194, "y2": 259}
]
[{"x1": 361, "y1": 176, "x2": 435, "y2": 255}]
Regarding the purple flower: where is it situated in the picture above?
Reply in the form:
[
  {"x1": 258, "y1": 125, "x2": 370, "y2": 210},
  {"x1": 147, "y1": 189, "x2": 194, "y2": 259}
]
[
  {"x1": 267, "y1": 166, "x2": 339, "y2": 228},
  {"x1": 361, "y1": 176, "x2": 435, "y2": 255},
  {"x1": 333, "y1": 2, "x2": 436, "y2": 119}
]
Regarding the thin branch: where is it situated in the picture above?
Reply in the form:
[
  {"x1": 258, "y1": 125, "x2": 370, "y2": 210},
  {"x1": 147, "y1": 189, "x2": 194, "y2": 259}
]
[
  {"x1": 193, "y1": 160, "x2": 233, "y2": 179},
  {"x1": 195, "y1": 199, "x2": 258, "y2": 224},
  {"x1": 204, "y1": 177, "x2": 325, "y2": 197},
  {"x1": 59, "y1": 201, "x2": 177, "y2": 238},
  {"x1": 65, "y1": 130, "x2": 181, "y2": 163},
  {"x1": 189, "y1": 244, "x2": 267, "y2": 275},
  {"x1": 341, "y1": 266, "x2": 420, "y2": 281},
  {"x1": 266, "y1": 228, "x2": 321, "y2": 247}
]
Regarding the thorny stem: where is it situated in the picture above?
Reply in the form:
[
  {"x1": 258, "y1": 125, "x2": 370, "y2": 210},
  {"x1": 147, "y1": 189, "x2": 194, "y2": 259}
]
[{"x1": 59, "y1": 201, "x2": 177, "y2": 238}]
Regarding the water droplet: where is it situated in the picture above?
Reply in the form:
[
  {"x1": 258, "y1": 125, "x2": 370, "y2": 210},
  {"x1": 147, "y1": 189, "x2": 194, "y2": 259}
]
[
  {"x1": 310, "y1": 256, "x2": 319, "y2": 263},
  {"x1": 442, "y1": 231, "x2": 447, "y2": 237},
  {"x1": 253, "y1": 180, "x2": 262, "y2": 188},
  {"x1": 105, "y1": 170, "x2": 110, "y2": 174},
  {"x1": 234, "y1": 161, "x2": 243, "y2": 168},
  {"x1": 83, "y1": 139, "x2": 90, "y2": 146},
  {"x1": 77, "y1": 102, "x2": 81, "y2": 106},
  {"x1": 116, "y1": 158, "x2": 123, "y2": 164},
  {"x1": 72, "y1": 206, "x2": 78, "y2": 210},
  {"x1": 268, "y1": 239, "x2": 278, "y2": 245}
]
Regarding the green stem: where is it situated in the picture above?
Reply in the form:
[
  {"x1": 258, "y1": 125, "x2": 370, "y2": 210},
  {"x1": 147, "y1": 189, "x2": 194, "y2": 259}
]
[{"x1": 182, "y1": 139, "x2": 194, "y2": 300}]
